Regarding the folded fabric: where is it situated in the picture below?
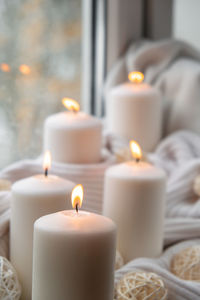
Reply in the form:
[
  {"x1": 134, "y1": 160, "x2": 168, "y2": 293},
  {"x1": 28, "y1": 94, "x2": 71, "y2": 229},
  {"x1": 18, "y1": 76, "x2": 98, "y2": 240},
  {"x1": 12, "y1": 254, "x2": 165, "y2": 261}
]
[
  {"x1": 0, "y1": 150, "x2": 115, "y2": 258},
  {"x1": 106, "y1": 130, "x2": 200, "y2": 218},
  {"x1": 0, "y1": 150, "x2": 115, "y2": 215},
  {"x1": 164, "y1": 218, "x2": 200, "y2": 247},
  {"x1": 149, "y1": 131, "x2": 200, "y2": 219},
  {"x1": 115, "y1": 239, "x2": 200, "y2": 300},
  {"x1": 105, "y1": 130, "x2": 200, "y2": 246},
  {"x1": 105, "y1": 39, "x2": 200, "y2": 136},
  {"x1": 1, "y1": 130, "x2": 200, "y2": 258}
]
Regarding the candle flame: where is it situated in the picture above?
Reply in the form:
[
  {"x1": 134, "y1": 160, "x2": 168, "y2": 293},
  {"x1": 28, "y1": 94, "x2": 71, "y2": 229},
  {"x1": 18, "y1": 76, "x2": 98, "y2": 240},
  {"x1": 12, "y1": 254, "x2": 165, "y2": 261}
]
[
  {"x1": 43, "y1": 151, "x2": 51, "y2": 174},
  {"x1": 71, "y1": 184, "x2": 83, "y2": 211},
  {"x1": 1, "y1": 63, "x2": 10, "y2": 72},
  {"x1": 62, "y1": 98, "x2": 80, "y2": 112},
  {"x1": 19, "y1": 64, "x2": 31, "y2": 75},
  {"x1": 129, "y1": 140, "x2": 142, "y2": 161},
  {"x1": 128, "y1": 71, "x2": 144, "y2": 84}
]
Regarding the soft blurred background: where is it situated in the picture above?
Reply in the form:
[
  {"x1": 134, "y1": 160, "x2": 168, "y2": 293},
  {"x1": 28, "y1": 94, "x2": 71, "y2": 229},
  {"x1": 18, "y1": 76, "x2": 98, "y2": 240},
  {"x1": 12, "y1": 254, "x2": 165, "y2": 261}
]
[
  {"x1": 0, "y1": 0, "x2": 81, "y2": 168},
  {"x1": 1, "y1": 0, "x2": 200, "y2": 169},
  {"x1": 173, "y1": 0, "x2": 200, "y2": 49}
]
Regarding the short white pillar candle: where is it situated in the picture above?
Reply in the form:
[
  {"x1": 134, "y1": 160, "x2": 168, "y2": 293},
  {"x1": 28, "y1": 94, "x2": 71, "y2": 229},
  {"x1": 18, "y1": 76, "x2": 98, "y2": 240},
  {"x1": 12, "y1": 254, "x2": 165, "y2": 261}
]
[
  {"x1": 103, "y1": 141, "x2": 166, "y2": 263},
  {"x1": 106, "y1": 71, "x2": 162, "y2": 151},
  {"x1": 10, "y1": 152, "x2": 75, "y2": 300},
  {"x1": 44, "y1": 98, "x2": 102, "y2": 164},
  {"x1": 32, "y1": 185, "x2": 116, "y2": 300}
]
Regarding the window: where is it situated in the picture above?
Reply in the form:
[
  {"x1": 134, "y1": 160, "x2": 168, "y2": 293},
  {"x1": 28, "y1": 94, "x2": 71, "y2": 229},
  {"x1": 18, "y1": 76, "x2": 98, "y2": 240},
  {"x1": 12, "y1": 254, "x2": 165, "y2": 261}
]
[
  {"x1": 2, "y1": 0, "x2": 198, "y2": 169},
  {"x1": 0, "y1": 0, "x2": 82, "y2": 168},
  {"x1": 173, "y1": 0, "x2": 200, "y2": 50}
]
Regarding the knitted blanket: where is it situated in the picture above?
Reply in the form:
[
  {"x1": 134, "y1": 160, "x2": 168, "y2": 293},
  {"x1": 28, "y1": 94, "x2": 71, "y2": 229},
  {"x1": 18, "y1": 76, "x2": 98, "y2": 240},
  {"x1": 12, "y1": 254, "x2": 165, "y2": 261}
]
[
  {"x1": 105, "y1": 39, "x2": 200, "y2": 136},
  {"x1": 0, "y1": 131, "x2": 200, "y2": 299}
]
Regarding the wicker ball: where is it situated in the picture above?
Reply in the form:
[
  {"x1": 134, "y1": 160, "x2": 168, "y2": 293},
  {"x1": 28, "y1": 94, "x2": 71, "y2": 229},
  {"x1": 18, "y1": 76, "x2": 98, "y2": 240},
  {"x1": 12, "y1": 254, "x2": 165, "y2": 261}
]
[
  {"x1": 115, "y1": 271, "x2": 167, "y2": 300},
  {"x1": 0, "y1": 256, "x2": 21, "y2": 300},
  {"x1": 115, "y1": 250, "x2": 124, "y2": 270},
  {"x1": 193, "y1": 175, "x2": 200, "y2": 197},
  {"x1": 171, "y1": 245, "x2": 200, "y2": 281}
]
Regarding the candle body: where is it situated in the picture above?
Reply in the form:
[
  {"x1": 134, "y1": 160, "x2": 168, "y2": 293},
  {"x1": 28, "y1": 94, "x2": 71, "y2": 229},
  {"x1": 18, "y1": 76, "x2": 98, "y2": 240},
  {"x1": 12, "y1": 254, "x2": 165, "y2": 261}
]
[
  {"x1": 32, "y1": 211, "x2": 116, "y2": 300},
  {"x1": 103, "y1": 161, "x2": 166, "y2": 263},
  {"x1": 107, "y1": 83, "x2": 162, "y2": 151},
  {"x1": 10, "y1": 175, "x2": 75, "y2": 300},
  {"x1": 44, "y1": 111, "x2": 102, "y2": 164}
]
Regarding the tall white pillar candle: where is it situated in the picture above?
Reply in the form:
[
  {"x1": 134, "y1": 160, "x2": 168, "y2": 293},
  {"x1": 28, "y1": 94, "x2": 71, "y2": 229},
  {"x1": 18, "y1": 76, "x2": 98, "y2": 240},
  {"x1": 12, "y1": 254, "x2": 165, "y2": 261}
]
[
  {"x1": 106, "y1": 72, "x2": 162, "y2": 151},
  {"x1": 10, "y1": 152, "x2": 75, "y2": 300},
  {"x1": 44, "y1": 98, "x2": 102, "y2": 164},
  {"x1": 103, "y1": 141, "x2": 166, "y2": 263},
  {"x1": 32, "y1": 185, "x2": 116, "y2": 300}
]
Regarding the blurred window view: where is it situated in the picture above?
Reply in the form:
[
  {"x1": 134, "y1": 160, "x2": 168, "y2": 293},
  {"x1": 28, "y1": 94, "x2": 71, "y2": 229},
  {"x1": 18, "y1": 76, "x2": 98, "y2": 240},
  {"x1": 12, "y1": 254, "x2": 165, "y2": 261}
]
[
  {"x1": 173, "y1": 0, "x2": 200, "y2": 50},
  {"x1": 0, "y1": 0, "x2": 82, "y2": 168}
]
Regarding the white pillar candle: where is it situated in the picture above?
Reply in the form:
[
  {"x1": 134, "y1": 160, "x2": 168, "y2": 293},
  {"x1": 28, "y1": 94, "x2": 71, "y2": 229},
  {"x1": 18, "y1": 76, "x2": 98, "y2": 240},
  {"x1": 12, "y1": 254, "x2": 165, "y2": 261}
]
[
  {"x1": 44, "y1": 98, "x2": 102, "y2": 164},
  {"x1": 32, "y1": 185, "x2": 116, "y2": 300},
  {"x1": 103, "y1": 141, "x2": 166, "y2": 263},
  {"x1": 106, "y1": 71, "x2": 162, "y2": 151},
  {"x1": 10, "y1": 152, "x2": 75, "y2": 300}
]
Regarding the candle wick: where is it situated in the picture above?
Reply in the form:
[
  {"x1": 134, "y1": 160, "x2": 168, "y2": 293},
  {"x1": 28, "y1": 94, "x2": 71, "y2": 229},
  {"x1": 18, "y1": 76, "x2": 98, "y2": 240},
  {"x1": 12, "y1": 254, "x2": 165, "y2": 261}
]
[
  {"x1": 75, "y1": 203, "x2": 79, "y2": 213},
  {"x1": 136, "y1": 158, "x2": 140, "y2": 163},
  {"x1": 44, "y1": 168, "x2": 48, "y2": 177}
]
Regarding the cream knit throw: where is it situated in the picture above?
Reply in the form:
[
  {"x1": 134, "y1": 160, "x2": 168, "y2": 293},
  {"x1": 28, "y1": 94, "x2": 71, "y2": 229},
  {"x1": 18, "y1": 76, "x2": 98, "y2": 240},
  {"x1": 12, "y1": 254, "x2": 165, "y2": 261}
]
[
  {"x1": 0, "y1": 149, "x2": 115, "y2": 215},
  {"x1": 105, "y1": 39, "x2": 200, "y2": 136},
  {"x1": 105, "y1": 130, "x2": 200, "y2": 248},
  {"x1": 0, "y1": 131, "x2": 200, "y2": 300},
  {"x1": 0, "y1": 131, "x2": 200, "y2": 256},
  {"x1": 0, "y1": 149, "x2": 115, "y2": 258}
]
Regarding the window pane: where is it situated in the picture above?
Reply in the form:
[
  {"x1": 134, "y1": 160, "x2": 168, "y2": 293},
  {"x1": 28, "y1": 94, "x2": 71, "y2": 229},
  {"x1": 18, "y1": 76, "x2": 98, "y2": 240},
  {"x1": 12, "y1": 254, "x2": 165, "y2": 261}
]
[
  {"x1": 173, "y1": 0, "x2": 200, "y2": 50},
  {"x1": 0, "y1": 0, "x2": 82, "y2": 168}
]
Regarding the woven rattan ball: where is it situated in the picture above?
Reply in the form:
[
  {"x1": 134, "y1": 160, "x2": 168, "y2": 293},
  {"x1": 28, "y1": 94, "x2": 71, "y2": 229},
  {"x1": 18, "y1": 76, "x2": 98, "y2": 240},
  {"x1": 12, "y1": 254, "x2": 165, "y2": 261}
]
[
  {"x1": 115, "y1": 271, "x2": 167, "y2": 300},
  {"x1": 0, "y1": 257, "x2": 21, "y2": 300},
  {"x1": 193, "y1": 175, "x2": 200, "y2": 197},
  {"x1": 115, "y1": 250, "x2": 124, "y2": 270},
  {"x1": 171, "y1": 245, "x2": 200, "y2": 281}
]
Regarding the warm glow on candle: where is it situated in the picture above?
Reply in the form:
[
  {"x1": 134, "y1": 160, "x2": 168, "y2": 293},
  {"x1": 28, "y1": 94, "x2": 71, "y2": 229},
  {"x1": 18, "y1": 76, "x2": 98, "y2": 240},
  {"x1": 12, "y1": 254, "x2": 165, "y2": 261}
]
[
  {"x1": 0, "y1": 63, "x2": 10, "y2": 72},
  {"x1": 19, "y1": 64, "x2": 31, "y2": 75},
  {"x1": 43, "y1": 151, "x2": 52, "y2": 176},
  {"x1": 128, "y1": 71, "x2": 144, "y2": 84},
  {"x1": 129, "y1": 140, "x2": 142, "y2": 162},
  {"x1": 71, "y1": 184, "x2": 83, "y2": 212},
  {"x1": 62, "y1": 98, "x2": 80, "y2": 112}
]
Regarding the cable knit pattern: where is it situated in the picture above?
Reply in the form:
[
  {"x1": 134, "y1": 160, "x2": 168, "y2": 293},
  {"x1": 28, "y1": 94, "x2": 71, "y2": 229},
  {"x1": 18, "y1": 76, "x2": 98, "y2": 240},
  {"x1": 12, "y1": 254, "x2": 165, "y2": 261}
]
[
  {"x1": 150, "y1": 131, "x2": 200, "y2": 218},
  {"x1": 0, "y1": 131, "x2": 200, "y2": 299},
  {"x1": 105, "y1": 39, "x2": 200, "y2": 136}
]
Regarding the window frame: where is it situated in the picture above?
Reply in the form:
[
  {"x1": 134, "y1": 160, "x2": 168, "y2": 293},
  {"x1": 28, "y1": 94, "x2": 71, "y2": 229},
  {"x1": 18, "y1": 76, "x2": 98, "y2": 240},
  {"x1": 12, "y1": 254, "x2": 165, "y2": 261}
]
[{"x1": 82, "y1": 0, "x2": 173, "y2": 116}]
